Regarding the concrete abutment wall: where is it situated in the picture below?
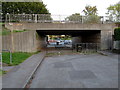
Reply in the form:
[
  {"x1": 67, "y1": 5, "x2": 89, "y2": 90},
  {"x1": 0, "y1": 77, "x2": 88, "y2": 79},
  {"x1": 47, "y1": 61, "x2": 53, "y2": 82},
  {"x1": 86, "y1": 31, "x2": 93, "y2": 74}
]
[
  {"x1": 2, "y1": 31, "x2": 38, "y2": 52},
  {"x1": 101, "y1": 30, "x2": 113, "y2": 50}
]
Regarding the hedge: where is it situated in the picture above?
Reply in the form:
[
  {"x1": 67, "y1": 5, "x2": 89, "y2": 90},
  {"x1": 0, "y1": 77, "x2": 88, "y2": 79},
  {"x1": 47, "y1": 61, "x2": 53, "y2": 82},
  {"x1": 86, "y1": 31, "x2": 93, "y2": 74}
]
[{"x1": 114, "y1": 27, "x2": 120, "y2": 40}]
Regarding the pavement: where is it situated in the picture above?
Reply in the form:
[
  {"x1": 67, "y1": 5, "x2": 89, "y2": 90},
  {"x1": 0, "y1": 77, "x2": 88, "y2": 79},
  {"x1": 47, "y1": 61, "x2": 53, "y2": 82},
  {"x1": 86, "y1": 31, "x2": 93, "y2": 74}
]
[
  {"x1": 98, "y1": 50, "x2": 119, "y2": 55},
  {"x1": 30, "y1": 53, "x2": 118, "y2": 88},
  {"x1": 2, "y1": 66, "x2": 15, "y2": 72},
  {"x1": 2, "y1": 52, "x2": 46, "y2": 88},
  {"x1": 98, "y1": 50, "x2": 119, "y2": 59}
]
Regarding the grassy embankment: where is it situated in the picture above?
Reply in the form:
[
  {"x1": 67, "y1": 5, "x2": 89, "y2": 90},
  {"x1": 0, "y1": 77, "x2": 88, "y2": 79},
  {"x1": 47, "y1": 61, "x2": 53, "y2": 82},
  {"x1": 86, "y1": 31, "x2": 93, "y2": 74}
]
[{"x1": 2, "y1": 52, "x2": 36, "y2": 66}]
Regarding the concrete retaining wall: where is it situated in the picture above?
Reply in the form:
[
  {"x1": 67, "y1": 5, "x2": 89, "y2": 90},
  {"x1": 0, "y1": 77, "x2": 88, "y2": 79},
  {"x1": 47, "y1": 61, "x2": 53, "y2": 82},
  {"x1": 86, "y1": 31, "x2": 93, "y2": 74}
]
[
  {"x1": 101, "y1": 30, "x2": 113, "y2": 50},
  {"x1": 2, "y1": 31, "x2": 38, "y2": 52}
]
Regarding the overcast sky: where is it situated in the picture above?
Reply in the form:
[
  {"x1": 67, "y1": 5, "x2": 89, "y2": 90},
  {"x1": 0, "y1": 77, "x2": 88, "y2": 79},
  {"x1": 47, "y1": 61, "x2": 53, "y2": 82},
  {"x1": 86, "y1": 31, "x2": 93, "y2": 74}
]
[{"x1": 42, "y1": 0, "x2": 120, "y2": 16}]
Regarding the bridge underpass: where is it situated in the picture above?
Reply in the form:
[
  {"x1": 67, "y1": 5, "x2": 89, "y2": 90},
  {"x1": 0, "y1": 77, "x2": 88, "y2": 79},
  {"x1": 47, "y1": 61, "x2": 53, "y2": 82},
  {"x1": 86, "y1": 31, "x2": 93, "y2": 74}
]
[
  {"x1": 36, "y1": 30, "x2": 101, "y2": 51},
  {"x1": 4, "y1": 22, "x2": 115, "y2": 52}
]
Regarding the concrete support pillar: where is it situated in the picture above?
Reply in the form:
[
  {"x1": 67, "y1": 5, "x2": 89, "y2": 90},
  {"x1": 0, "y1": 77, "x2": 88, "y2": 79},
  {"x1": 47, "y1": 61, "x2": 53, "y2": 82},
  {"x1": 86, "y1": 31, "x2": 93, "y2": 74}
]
[{"x1": 101, "y1": 30, "x2": 113, "y2": 50}]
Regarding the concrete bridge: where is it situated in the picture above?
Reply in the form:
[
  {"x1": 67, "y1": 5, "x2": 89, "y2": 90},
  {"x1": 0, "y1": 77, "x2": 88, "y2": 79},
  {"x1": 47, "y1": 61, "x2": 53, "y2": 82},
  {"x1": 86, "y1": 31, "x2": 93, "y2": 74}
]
[
  {"x1": 3, "y1": 14, "x2": 117, "y2": 52},
  {"x1": 4, "y1": 22, "x2": 117, "y2": 52}
]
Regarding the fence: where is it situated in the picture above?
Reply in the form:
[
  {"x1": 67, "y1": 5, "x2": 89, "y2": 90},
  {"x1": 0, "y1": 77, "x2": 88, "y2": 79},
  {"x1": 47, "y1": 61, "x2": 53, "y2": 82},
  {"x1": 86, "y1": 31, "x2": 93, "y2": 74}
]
[
  {"x1": 75, "y1": 43, "x2": 100, "y2": 53},
  {"x1": 5, "y1": 14, "x2": 116, "y2": 24}
]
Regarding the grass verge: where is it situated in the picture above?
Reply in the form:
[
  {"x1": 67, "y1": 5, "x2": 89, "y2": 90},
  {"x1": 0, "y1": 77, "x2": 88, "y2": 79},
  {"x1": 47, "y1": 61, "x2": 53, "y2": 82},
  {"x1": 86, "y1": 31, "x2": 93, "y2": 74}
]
[
  {"x1": 2, "y1": 52, "x2": 35, "y2": 66},
  {"x1": 0, "y1": 69, "x2": 6, "y2": 76}
]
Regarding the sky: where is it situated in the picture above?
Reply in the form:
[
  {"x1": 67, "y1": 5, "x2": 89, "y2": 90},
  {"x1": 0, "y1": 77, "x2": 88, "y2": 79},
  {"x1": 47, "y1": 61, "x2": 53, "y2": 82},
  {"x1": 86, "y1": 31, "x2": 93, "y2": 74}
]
[{"x1": 42, "y1": 0, "x2": 120, "y2": 16}]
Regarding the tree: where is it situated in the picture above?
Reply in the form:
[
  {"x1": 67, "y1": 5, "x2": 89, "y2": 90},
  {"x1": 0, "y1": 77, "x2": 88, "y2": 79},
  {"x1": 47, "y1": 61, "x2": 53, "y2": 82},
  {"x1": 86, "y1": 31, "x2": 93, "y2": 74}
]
[
  {"x1": 82, "y1": 5, "x2": 100, "y2": 23},
  {"x1": 65, "y1": 13, "x2": 82, "y2": 22},
  {"x1": 2, "y1": 2, "x2": 51, "y2": 21},
  {"x1": 106, "y1": 2, "x2": 120, "y2": 22},
  {"x1": 82, "y1": 5, "x2": 98, "y2": 15}
]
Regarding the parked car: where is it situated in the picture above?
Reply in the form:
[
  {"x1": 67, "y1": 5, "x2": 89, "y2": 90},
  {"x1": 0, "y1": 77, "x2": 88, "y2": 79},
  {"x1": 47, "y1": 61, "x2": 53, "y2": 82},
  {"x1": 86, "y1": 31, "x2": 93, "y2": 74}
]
[
  {"x1": 59, "y1": 41, "x2": 64, "y2": 45},
  {"x1": 64, "y1": 40, "x2": 72, "y2": 44},
  {"x1": 56, "y1": 40, "x2": 64, "y2": 45}
]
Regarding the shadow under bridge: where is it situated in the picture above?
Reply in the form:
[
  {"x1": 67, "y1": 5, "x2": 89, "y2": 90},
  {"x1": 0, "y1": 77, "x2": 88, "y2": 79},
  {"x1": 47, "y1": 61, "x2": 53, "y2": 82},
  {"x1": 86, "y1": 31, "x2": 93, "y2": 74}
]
[{"x1": 36, "y1": 30, "x2": 101, "y2": 51}]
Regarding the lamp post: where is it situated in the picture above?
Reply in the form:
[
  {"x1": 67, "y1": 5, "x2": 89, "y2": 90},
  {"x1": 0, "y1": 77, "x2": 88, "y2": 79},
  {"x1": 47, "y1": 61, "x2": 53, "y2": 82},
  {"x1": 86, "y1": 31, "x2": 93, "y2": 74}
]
[{"x1": 9, "y1": 23, "x2": 14, "y2": 52}]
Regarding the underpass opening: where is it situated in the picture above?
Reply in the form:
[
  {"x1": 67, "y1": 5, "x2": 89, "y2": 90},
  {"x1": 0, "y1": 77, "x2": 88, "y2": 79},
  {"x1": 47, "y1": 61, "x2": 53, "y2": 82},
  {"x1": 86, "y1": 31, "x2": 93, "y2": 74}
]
[
  {"x1": 36, "y1": 30, "x2": 73, "y2": 51},
  {"x1": 36, "y1": 30, "x2": 101, "y2": 52}
]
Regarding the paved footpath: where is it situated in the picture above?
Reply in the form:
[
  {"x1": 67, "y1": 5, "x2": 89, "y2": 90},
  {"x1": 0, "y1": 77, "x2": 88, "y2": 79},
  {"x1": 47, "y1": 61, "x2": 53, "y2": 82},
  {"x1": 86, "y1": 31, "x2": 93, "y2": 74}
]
[{"x1": 2, "y1": 52, "x2": 46, "y2": 88}]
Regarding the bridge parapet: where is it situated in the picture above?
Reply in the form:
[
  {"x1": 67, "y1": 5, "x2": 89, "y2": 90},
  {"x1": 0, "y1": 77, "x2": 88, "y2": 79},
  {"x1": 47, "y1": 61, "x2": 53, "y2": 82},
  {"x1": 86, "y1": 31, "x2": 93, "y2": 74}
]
[
  {"x1": 5, "y1": 23, "x2": 116, "y2": 32},
  {"x1": 5, "y1": 14, "x2": 116, "y2": 24}
]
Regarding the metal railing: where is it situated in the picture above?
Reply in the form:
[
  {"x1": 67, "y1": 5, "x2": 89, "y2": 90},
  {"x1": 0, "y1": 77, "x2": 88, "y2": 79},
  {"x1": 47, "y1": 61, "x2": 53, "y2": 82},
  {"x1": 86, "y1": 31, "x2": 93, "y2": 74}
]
[
  {"x1": 75, "y1": 43, "x2": 100, "y2": 52},
  {"x1": 5, "y1": 14, "x2": 116, "y2": 24}
]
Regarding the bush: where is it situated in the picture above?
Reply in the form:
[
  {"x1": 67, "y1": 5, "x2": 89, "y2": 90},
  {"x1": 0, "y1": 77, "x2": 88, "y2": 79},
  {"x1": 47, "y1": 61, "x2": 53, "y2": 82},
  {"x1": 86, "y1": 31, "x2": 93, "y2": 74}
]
[{"x1": 114, "y1": 27, "x2": 120, "y2": 40}]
